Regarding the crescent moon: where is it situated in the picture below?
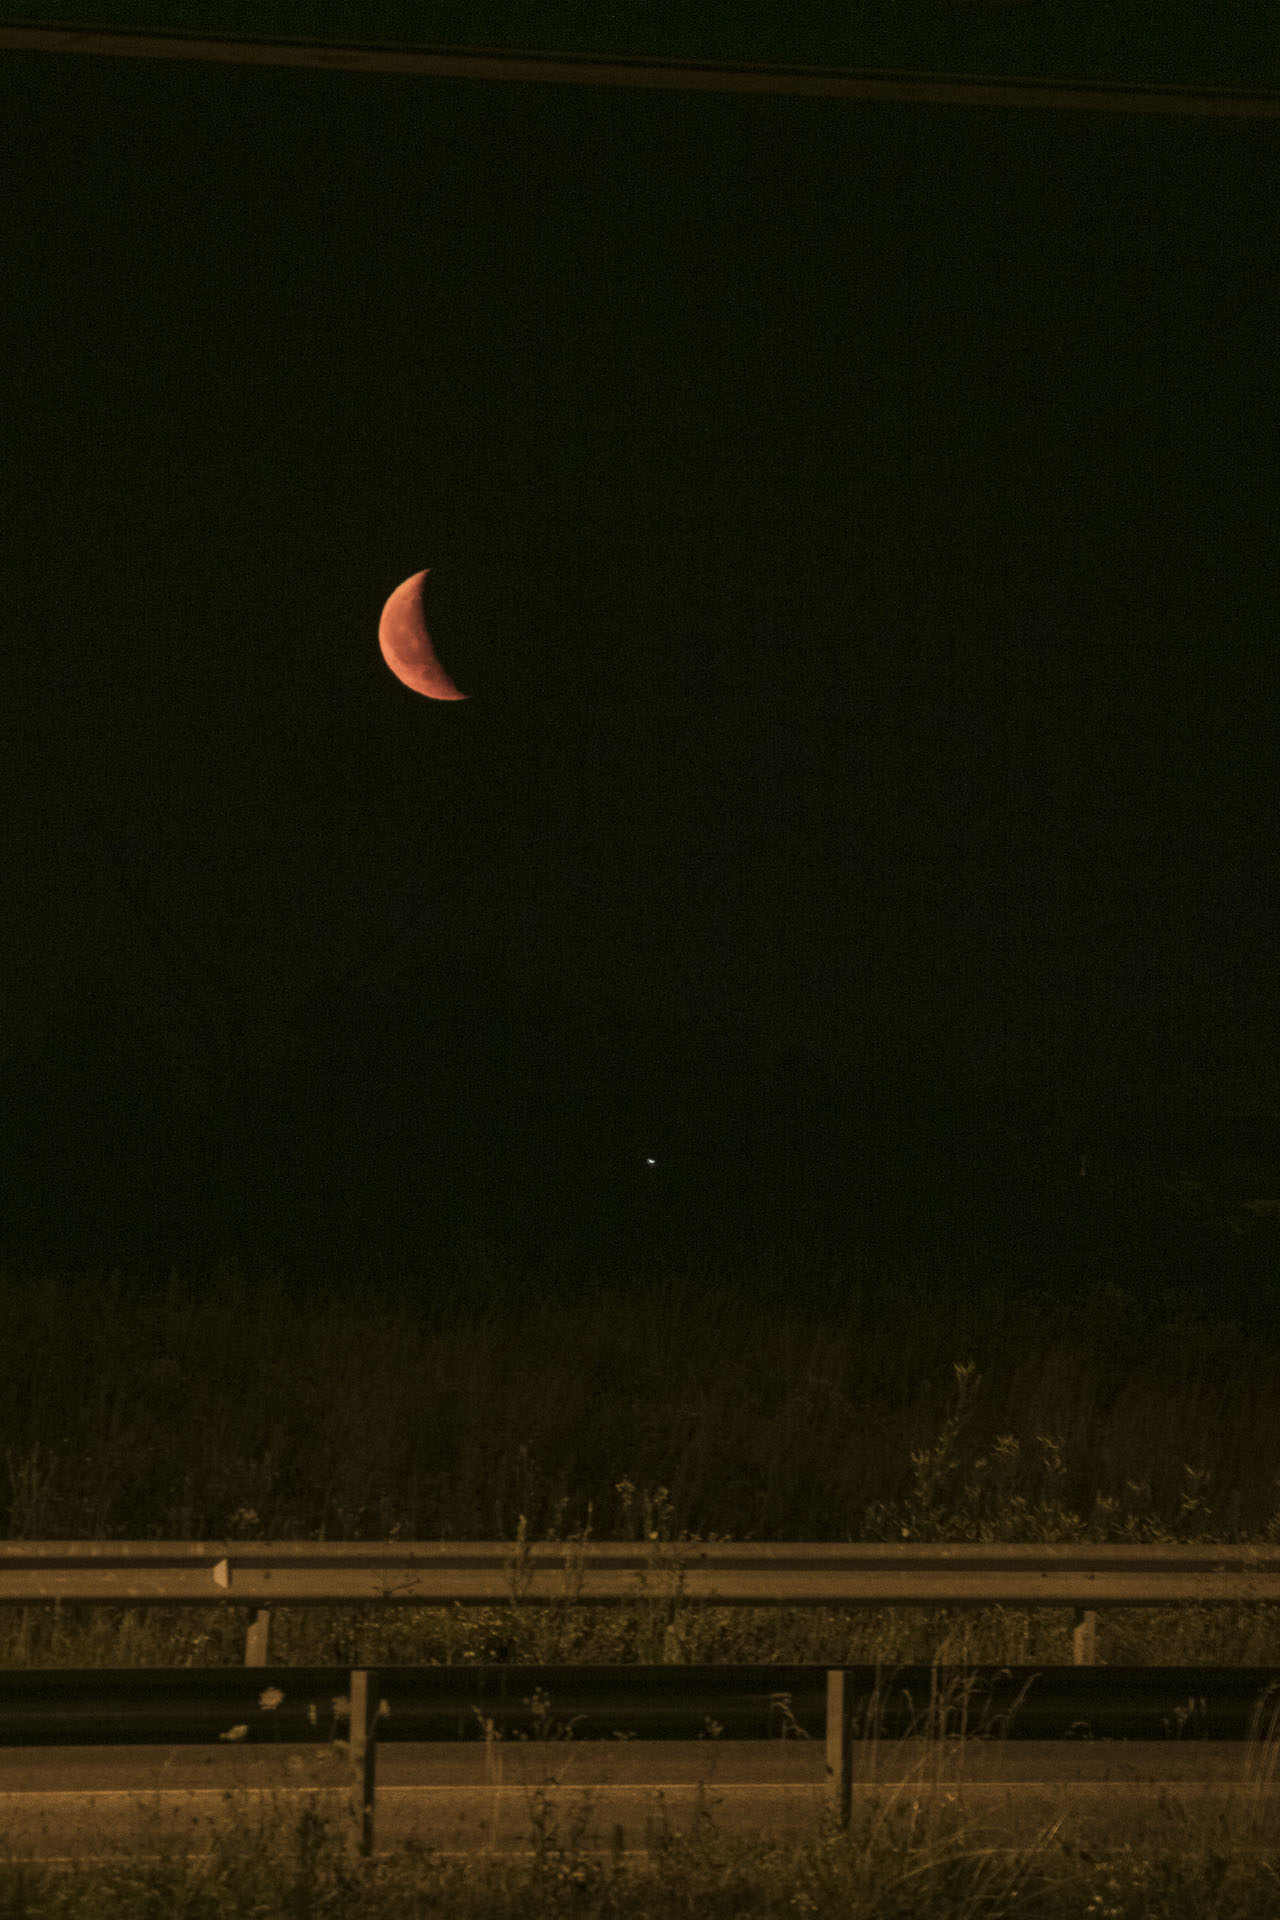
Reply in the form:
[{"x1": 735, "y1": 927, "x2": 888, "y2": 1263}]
[{"x1": 378, "y1": 570, "x2": 466, "y2": 700}]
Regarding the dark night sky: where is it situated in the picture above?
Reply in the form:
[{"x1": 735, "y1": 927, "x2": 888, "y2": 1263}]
[{"x1": 3, "y1": 40, "x2": 1279, "y2": 1274}]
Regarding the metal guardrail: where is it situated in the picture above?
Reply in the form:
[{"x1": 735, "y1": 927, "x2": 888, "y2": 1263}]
[
  {"x1": 4, "y1": 24, "x2": 1280, "y2": 118},
  {"x1": 1, "y1": 1540, "x2": 1278, "y2": 1667},
  {"x1": 4, "y1": 1660, "x2": 1280, "y2": 1859}
]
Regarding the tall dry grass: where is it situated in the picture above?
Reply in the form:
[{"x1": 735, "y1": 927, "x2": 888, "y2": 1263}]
[{"x1": 0, "y1": 1241, "x2": 1276, "y2": 1670}]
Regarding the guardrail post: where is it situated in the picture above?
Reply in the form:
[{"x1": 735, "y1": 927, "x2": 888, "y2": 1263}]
[
  {"x1": 826, "y1": 1669, "x2": 852, "y2": 1829},
  {"x1": 1072, "y1": 1608, "x2": 1098, "y2": 1664},
  {"x1": 244, "y1": 1609, "x2": 271, "y2": 1665},
  {"x1": 348, "y1": 1669, "x2": 379, "y2": 1859}
]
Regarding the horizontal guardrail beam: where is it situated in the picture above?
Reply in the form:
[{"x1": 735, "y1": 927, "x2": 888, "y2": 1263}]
[
  {"x1": 0, "y1": 1540, "x2": 1275, "y2": 1607},
  {"x1": 1, "y1": 1542, "x2": 1275, "y2": 1666},
  {"x1": 6, "y1": 1661, "x2": 1278, "y2": 1743},
  {"x1": 4, "y1": 1661, "x2": 1280, "y2": 1858},
  {"x1": 0, "y1": 1536, "x2": 1274, "y2": 1597},
  {"x1": 3, "y1": 25, "x2": 1279, "y2": 119}
]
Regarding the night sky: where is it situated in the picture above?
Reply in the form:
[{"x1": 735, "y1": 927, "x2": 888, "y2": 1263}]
[{"x1": 4, "y1": 43, "x2": 1278, "y2": 1279}]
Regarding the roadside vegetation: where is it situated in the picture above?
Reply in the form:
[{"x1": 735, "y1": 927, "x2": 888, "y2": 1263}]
[{"x1": 0, "y1": 1211, "x2": 1277, "y2": 1915}]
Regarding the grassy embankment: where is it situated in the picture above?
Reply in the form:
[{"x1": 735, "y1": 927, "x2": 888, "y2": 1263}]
[{"x1": 0, "y1": 1216, "x2": 1277, "y2": 1916}]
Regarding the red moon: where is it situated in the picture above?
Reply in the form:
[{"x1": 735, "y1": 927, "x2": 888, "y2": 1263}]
[{"x1": 378, "y1": 570, "x2": 466, "y2": 700}]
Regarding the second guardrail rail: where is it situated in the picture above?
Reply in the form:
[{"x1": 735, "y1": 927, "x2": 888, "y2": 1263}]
[{"x1": 4, "y1": 1658, "x2": 1280, "y2": 1857}]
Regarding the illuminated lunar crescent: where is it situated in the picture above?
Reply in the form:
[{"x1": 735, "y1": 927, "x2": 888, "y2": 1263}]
[{"x1": 378, "y1": 570, "x2": 466, "y2": 700}]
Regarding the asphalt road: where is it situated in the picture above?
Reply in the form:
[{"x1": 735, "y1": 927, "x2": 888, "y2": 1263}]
[{"x1": 0, "y1": 1742, "x2": 1277, "y2": 1868}]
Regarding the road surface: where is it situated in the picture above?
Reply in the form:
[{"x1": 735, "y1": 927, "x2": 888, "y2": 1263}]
[{"x1": 0, "y1": 1741, "x2": 1276, "y2": 1869}]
